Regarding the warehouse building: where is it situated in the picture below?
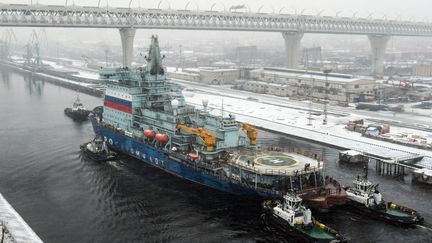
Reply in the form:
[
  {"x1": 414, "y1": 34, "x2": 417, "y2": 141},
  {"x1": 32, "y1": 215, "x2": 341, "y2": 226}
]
[
  {"x1": 244, "y1": 68, "x2": 378, "y2": 103},
  {"x1": 168, "y1": 67, "x2": 240, "y2": 85}
]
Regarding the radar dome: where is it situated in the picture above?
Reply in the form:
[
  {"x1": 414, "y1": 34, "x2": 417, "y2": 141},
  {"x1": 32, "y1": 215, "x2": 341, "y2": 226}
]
[{"x1": 171, "y1": 99, "x2": 179, "y2": 109}]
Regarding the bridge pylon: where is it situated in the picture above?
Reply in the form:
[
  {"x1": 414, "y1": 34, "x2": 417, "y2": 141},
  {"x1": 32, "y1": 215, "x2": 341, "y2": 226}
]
[
  {"x1": 282, "y1": 31, "x2": 304, "y2": 69},
  {"x1": 119, "y1": 28, "x2": 136, "y2": 67},
  {"x1": 368, "y1": 35, "x2": 390, "y2": 78}
]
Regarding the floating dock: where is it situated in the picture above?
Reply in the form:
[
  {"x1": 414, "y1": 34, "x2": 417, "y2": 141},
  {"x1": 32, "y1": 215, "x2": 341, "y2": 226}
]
[{"x1": 0, "y1": 193, "x2": 43, "y2": 243}]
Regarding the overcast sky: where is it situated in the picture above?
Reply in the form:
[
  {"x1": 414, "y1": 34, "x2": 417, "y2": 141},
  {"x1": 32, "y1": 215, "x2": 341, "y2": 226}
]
[{"x1": 1, "y1": 0, "x2": 431, "y2": 21}]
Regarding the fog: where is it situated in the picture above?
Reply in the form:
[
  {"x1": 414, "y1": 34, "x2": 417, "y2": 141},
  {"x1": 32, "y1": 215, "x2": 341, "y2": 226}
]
[{"x1": 1, "y1": 0, "x2": 432, "y2": 67}]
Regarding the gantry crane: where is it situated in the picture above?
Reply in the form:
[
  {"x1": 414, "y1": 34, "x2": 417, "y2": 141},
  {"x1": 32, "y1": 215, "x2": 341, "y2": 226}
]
[
  {"x1": 176, "y1": 124, "x2": 217, "y2": 152},
  {"x1": 25, "y1": 29, "x2": 47, "y2": 70},
  {"x1": 0, "y1": 29, "x2": 16, "y2": 60},
  {"x1": 238, "y1": 121, "x2": 258, "y2": 145}
]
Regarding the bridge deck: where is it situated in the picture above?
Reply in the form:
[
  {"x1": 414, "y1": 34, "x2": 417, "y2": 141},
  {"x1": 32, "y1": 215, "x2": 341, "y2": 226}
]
[{"x1": 0, "y1": 4, "x2": 431, "y2": 36}]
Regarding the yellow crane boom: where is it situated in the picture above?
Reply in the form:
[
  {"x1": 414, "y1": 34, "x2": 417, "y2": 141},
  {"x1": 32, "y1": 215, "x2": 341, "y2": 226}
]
[
  {"x1": 238, "y1": 122, "x2": 258, "y2": 145},
  {"x1": 176, "y1": 124, "x2": 217, "y2": 152}
]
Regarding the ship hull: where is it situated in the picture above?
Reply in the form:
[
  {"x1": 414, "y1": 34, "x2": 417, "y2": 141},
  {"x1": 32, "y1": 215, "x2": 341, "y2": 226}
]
[
  {"x1": 91, "y1": 118, "x2": 280, "y2": 200},
  {"x1": 261, "y1": 208, "x2": 346, "y2": 243},
  {"x1": 346, "y1": 199, "x2": 423, "y2": 226},
  {"x1": 64, "y1": 108, "x2": 90, "y2": 121}
]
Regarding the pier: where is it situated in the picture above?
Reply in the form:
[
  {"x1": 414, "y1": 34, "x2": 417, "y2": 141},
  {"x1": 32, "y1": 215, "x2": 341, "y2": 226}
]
[
  {"x1": 0, "y1": 61, "x2": 104, "y2": 97},
  {"x1": 0, "y1": 193, "x2": 43, "y2": 243},
  {"x1": 371, "y1": 154, "x2": 424, "y2": 177}
]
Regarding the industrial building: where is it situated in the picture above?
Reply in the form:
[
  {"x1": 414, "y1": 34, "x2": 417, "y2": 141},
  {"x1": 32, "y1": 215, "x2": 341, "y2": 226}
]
[
  {"x1": 412, "y1": 64, "x2": 432, "y2": 77},
  {"x1": 168, "y1": 67, "x2": 240, "y2": 85},
  {"x1": 244, "y1": 68, "x2": 378, "y2": 103}
]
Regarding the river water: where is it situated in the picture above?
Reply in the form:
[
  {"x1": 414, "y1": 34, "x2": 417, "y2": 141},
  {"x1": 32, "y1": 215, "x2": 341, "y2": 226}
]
[{"x1": 0, "y1": 69, "x2": 431, "y2": 243}]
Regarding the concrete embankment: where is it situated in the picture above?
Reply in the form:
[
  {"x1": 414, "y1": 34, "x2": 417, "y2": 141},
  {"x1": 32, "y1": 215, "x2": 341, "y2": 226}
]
[
  {"x1": 0, "y1": 62, "x2": 103, "y2": 97},
  {"x1": 0, "y1": 193, "x2": 43, "y2": 243}
]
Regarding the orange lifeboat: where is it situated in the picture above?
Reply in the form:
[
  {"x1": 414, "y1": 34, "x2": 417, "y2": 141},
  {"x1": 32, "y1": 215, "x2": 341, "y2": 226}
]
[
  {"x1": 144, "y1": 130, "x2": 156, "y2": 138},
  {"x1": 155, "y1": 134, "x2": 169, "y2": 143},
  {"x1": 187, "y1": 153, "x2": 199, "y2": 160}
]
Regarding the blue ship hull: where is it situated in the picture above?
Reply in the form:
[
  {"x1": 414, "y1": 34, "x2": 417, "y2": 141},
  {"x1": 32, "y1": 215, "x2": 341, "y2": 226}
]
[{"x1": 91, "y1": 119, "x2": 280, "y2": 199}]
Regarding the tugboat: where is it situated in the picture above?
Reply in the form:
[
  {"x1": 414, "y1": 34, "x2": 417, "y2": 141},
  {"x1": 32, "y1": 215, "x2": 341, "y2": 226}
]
[
  {"x1": 262, "y1": 193, "x2": 346, "y2": 243},
  {"x1": 64, "y1": 95, "x2": 91, "y2": 121},
  {"x1": 345, "y1": 166, "x2": 423, "y2": 226},
  {"x1": 80, "y1": 136, "x2": 119, "y2": 162}
]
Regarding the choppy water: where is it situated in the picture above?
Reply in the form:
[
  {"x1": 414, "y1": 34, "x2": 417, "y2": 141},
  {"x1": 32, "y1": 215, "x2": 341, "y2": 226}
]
[{"x1": 0, "y1": 69, "x2": 431, "y2": 243}]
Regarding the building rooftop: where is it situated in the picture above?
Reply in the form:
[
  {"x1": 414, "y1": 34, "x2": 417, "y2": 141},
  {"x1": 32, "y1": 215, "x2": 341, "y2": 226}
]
[
  {"x1": 167, "y1": 70, "x2": 200, "y2": 77},
  {"x1": 255, "y1": 67, "x2": 373, "y2": 83},
  {"x1": 201, "y1": 68, "x2": 239, "y2": 72}
]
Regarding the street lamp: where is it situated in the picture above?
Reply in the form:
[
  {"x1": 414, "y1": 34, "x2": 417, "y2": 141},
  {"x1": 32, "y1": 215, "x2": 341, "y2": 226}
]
[{"x1": 323, "y1": 69, "x2": 331, "y2": 125}]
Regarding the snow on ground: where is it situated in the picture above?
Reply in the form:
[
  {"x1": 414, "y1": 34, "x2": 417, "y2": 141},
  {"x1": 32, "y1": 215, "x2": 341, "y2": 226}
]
[
  {"x1": 43, "y1": 60, "x2": 100, "y2": 80},
  {"x1": 43, "y1": 60, "x2": 65, "y2": 69},
  {"x1": 183, "y1": 90, "x2": 432, "y2": 164},
  {"x1": 72, "y1": 71, "x2": 99, "y2": 80},
  {"x1": 37, "y1": 72, "x2": 93, "y2": 87},
  {"x1": 0, "y1": 193, "x2": 43, "y2": 243}
]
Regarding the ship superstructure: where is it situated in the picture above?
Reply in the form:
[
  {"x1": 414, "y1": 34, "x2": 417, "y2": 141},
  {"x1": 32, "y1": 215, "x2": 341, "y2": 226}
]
[{"x1": 91, "y1": 35, "x2": 343, "y2": 202}]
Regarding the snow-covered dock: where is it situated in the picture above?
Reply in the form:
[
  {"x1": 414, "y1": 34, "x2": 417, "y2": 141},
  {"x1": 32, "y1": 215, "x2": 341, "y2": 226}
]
[
  {"x1": 0, "y1": 193, "x2": 43, "y2": 243},
  {"x1": 182, "y1": 88, "x2": 432, "y2": 167},
  {"x1": 0, "y1": 61, "x2": 104, "y2": 97}
]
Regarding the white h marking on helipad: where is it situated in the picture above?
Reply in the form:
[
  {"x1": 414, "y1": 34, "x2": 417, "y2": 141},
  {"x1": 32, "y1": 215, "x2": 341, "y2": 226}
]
[{"x1": 269, "y1": 159, "x2": 284, "y2": 164}]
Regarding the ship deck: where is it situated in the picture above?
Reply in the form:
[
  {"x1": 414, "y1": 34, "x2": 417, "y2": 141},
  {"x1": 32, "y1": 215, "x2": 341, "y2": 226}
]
[{"x1": 229, "y1": 148, "x2": 322, "y2": 176}]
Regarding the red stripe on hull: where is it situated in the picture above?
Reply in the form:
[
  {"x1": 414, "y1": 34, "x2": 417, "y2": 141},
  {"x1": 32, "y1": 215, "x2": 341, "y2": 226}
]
[{"x1": 104, "y1": 101, "x2": 132, "y2": 114}]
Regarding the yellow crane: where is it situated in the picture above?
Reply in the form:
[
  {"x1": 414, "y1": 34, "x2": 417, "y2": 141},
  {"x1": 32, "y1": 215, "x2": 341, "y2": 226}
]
[
  {"x1": 238, "y1": 122, "x2": 258, "y2": 145},
  {"x1": 176, "y1": 124, "x2": 217, "y2": 152}
]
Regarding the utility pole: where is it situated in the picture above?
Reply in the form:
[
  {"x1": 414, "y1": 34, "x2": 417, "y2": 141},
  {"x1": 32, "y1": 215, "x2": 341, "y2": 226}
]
[
  {"x1": 104, "y1": 49, "x2": 109, "y2": 67},
  {"x1": 323, "y1": 69, "x2": 331, "y2": 125},
  {"x1": 308, "y1": 78, "x2": 315, "y2": 126},
  {"x1": 178, "y1": 44, "x2": 183, "y2": 71},
  {"x1": 56, "y1": 42, "x2": 59, "y2": 59},
  {"x1": 305, "y1": 66, "x2": 313, "y2": 126}
]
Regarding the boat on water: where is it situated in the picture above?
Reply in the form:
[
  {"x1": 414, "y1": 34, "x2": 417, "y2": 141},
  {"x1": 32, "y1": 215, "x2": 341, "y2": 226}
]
[
  {"x1": 64, "y1": 95, "x2": 91, "y2": 121},
  {"x1": 262, "y1": 193, "x2": 347, "y2": 243},
  {"x1": 90, "y1": 35, "x2": 346, "y2": 209},
  {"x1": 338, "y1": 150, "x2": 368, "y2": 164},
  {"x1": 80, "y1": 136, "x2": 119, "y2": 162},
  {"x1": 345, "y1": 166, "x2": 423, "y2": 226}
]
